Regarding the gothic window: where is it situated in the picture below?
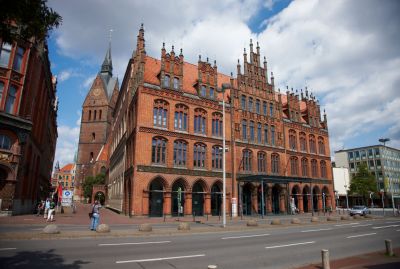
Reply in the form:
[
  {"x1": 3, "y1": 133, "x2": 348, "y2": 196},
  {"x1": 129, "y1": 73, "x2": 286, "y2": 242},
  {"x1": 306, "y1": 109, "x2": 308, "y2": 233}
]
[
  {"x1": 0, "y1": 42, "x2": 11, "y2": 67},
  {"x1": 242, "y1": 149, "x2": 252, "y2": 171},
  {"x1": 194, "y1": 108, "x2": 207, "y2": 134},
  {"x1": 318, "y1": 137, "x2": 325, "y2": 155},
  {"x1": 256, "y1": 99, "x2": 260, "y2": 114},
  {"x1": 264, "y1": 124, "x2": 269, "y2": 145},
  {"x1": 163, "y1": 75, "x2": 170, "y2": 88},
  {"x1": 90, "y1": 152, "x2": 94, "y2": 162},
  {"x1": 5, "y1": 85, "x2": 17, "y2": 114},
  {"x1": 257, "y1": 151, "x2": 266, "y2": 172},
  {"x1": 92, "y1": 132, "x2": 95, "y2": 142},
  {"x1": 212, "y1": 112, "x2": 223, "y2": 137},
  {"x1": 320, "y1": 160, "x2": 327, "y2": 178},
  {"x1": 271, "y1": 125, "x2": 275, "y2": 146},
  {"x1": 173, "y1": 140, "x2": 187, "y2": 167},
  {"x1": 257, "y1": 123, "x2": 262, "y2": 144},
  {"x1": 0, "y1": 81, "x2": 4, "y2": 102},
  {"x1": 88, "y1": 110, "x2": 92, "y2": 121},
  {"x1": 13, "y1": 46, "x2": 25, "y2": 72},
  {"x1": 201, "y1": 85, "x2": 206, "y2": 97},
  {"x1": 94, "y1": 110, "x2": 97, "y2": 120},
  {"x1": 173, "y1": 77, "x2": 179, "y2": 90},
  {"x1": 152, "y1": 137, "x2": 167, "y2": 164},
  {"x1": 290, "y1": 156, "x2": 299, "y2": 176},
  {"x1": 301, "y1": 158, "x2": 308, "y2": 177},
  {"x1": 99, "y1": 110, "x2": 102, "y2": 120},
  {"x1": 289, "y1": 129, "x2": 297, "y2": 150},
  {"x1": 193, "y1": 143, "x2": 206, "y2": 168},
  {"x1": 0, "y1": 134, "x2": 11, "y2": 150},
  {"x1": 248, "y1": 97, "x2": 253, "y2": 112},
  {"x1": 153, "y1": 99, "x2": 168, "y2": 128},
  {"x1": 269, "y1": 103, "x2": 274, "y2": 117},
  {"x1": 311, "y1": 159, "x2": 318, "y2": 177},
  {"x1": 263, "y1": 101, "x2": 267, "y2": 115},
  {"x1": 249, "y1": 121, "x2": 255, "y2": 142},
  {"x1": 242, "y1": 119, "x2": 247, "y2": 140},
  {"x1": 309, "y1": 135, "x2": 316, "y2": 154},
  {"x1": 174, "y1": 104, "x2": 188, "y2": 131},
  {"x1": 299, "y1": 132, "x2": 307, "y2": 152},
  {"x1": 241, "y1": 95, "x2": 246, "y2": 110},
  {"x1": 212, "y1": 145, "x2": 223, "y2": 169},
  {"x1": 209, "y1": 87, "x2": 215, "y2": 99},
  {"x1": 271, "y1": 153, "x2": 280, "y2": 174}
]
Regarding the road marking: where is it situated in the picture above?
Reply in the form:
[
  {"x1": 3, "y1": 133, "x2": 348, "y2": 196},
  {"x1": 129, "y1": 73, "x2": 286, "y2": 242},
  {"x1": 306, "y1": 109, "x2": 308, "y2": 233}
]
[
  {"x1": 31, "y1": 228, "x2": 43, "y2": 231},
  {"x1": 23, "y1": 219, "x2": 34, "y2": 221},
  {"x1": 351, "y1": 224, "x2": 371, "y2": 228},
  {"x1": 222, "y1": 233, "x2": 270, "y2": 240},
  {"x1": 346, "y1": 233, "x2": 376, "y2": 238},
  {"x1": 0, "y1": 248, "x2": 17, "y2": 251},
  {"x1": 335, "y1": 223, "x2": 359, "y2": 227},
  {"x1": 99, "y1": 241, "x2": 170, "y2": 246},
  {"x1": 265, "y1": 241, "x2": 315, "y2": 249},
  {"x1": 372, "y1": 225, "x2": 400, "y2": 229},
  {"x1": 116, "y1": 254, "x2": 205, "y2": 264},
  {"x1": 301, "y1": 228, "x2": 332, "y2": 233},
  {"x1": 385, "y1": 221, "x2": 400, "y2": 224}
]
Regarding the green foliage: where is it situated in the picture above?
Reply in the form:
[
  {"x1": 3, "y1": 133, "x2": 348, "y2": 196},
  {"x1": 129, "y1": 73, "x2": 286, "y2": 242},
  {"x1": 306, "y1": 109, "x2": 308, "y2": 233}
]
[
  {"x1": 82, "y1": 173, "x2": 106, "y2": 200},
  {"x1": 0, "y1": 0, "x2": 62, "y2": 43},
  {"x1": 349, "y1": 162, "x2": 377, "y2": 204}
]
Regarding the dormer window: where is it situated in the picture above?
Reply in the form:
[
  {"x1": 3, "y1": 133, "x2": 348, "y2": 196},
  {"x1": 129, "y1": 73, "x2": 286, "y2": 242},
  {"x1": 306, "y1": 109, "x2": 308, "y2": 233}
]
[
  {"x1": 201, "y1": 85, "x2": 206, "y2": 97},
  {"x1": 163, "y1": 75, "x2": 170, "y2": 88},
  {"x1": 173, "y1": 77, "x2": 179, "y2": 90}
]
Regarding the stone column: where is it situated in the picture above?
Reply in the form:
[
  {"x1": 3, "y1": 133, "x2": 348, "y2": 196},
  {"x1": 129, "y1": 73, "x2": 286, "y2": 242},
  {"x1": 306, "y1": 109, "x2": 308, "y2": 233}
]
[
  {"x1": 298, "y1": 195, "x2": 304, "y2": 213},
  {"x1": 185, "y1": 192, "x2": 192, "y2": 215},
  {"x1": 252, "y1": 184, "x2": 258, "y2": 215},
  {"x1": 205, "y1": 193, "x2": 211, "y2": 215},
  {"x1": 318, "y1": 195, "x2": 323, "y2": 212},
  {"x1": 280, "y1": 189, "x2": 287, "y2": 213},
  {"x1": 142, "y1": 191, "x2": 149, "y2": 216},
  {"x1": 266, "y1": 188, "x2": 272, "y2": 213},
  {"x1": 164, "y1": 189, "x2": 172, "y2": 216}
]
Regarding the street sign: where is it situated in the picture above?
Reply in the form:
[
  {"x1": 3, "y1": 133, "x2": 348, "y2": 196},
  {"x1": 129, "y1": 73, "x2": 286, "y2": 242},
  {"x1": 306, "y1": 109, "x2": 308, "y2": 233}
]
[{"x1": 61, "y1": 190, "x2": 73, "y2": 206}]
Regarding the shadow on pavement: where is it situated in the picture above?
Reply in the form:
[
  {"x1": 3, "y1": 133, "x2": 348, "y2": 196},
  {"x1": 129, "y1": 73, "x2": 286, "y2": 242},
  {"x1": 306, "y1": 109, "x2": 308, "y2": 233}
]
[
  {"x1": 365, "y1": 262, "x2": 400, "y2": 269},
  {"x1": 0, "y1": 249, "x2": 90, "y2": 269}
]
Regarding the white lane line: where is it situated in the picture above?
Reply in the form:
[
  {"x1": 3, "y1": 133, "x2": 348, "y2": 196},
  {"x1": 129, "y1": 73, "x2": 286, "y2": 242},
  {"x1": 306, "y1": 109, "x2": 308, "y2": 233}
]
[
  {"x1": 385, "y1": 221, "x2": 400, "y2": 224},
  {"x1": 116, "y1": 254, "x2": 205, "y2": 264},
  {"x1": 31, "y1": 228, "x2": 43, "y2": 231},
  {"x1": 222, "y1": 233, "x2": 270, "y2": 240},
  {"x1": 352, "y1": 224, "x2": 372, "y2": 228},
  {"x1": 372, "y1": 225, "x2": 400, "y2": 229},
  {"x1": 301, "y1": 228, "x2": 332, "y2": 233},
  {"x1": 396, "y1": 230, "x2": 400, "y2": 232},
  {"x1": 99, "y1": 241, "x2": 170, "y2": 246},
  {"x1": 335, "y1": 223, "x2": 359, "y2": 227},
  {"x1": 346, "y1": 233, "x2": 376, "y2": 239},
  {"x1": 0, "y1": 248, "x2": 17, "y2": 251},
  {"x1": 265, "y1": 241, "x2": 315, "y2": 249}
]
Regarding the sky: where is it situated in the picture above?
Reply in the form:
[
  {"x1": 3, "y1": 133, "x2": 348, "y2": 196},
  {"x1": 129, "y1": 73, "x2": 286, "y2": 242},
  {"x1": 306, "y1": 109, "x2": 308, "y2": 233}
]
[{"x1": 47, "y1": 0, "x2": 400, "y2": 167}]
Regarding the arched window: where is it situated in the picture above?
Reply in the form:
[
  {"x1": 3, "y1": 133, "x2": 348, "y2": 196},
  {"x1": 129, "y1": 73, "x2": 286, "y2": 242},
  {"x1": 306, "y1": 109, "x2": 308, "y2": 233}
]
[
  {"x1": 173, "y1": 140, "x2": 187, "y2": 167},
  {"x1": 269, "y1": 103, "x2": 274, "y2": 117},
  {"x1": 309, "y1": 135, "x2": 316, "y2": 154},
  {"x1": 242, "y1": 119, "x2": 247, "y2": 140},
  {"x1": 163, "y1": 75, "x2": 170, "y2": 88},
  {"x1": 289, "y1": 129, "x2": 297, "y2": 150},
  {"x1": 264, "y1": 124, "x2": 269, "y2": 145},
  {"x1": 212, "y1": 112, "x2": 223, "y2": 137},
  {"x1": 299, "y1": 132, "x2": 307, "y2": 152},
  {"x1": 5, "y1": 85, "x2": 17, "y2": 114},
  {"x1": 194, "y1": 108, "x2": 207, "y2": 134},
  {"x1": 301, "y1": 158, "x2": 308, "y2": 177},
  {"x1": 311, "y1": 159, "x2": 318, "y2": 177},
  {"x1": 271, "y1": 125, "x2": 276, "y2": 146},
  {"x1": 90, "y1": 152, "x2": 94, "y2": 162},
  {"x1": 193, "y1": 143, "x2": 206, "y2": 168},
  {"x1": 249, "y1": 121, "x2": 255, "y2": 142},
  {"x1": 91, "y1": 132, "x2": 95, "y2": 142},
  {"x1": 88, "y1": 110, "x2": 92, "y2": 121},
  {"x1": 263, "y1": 101, "x2": 267, "y2": 115},
  {"x1": 209, "y1": 87, "x2": 214, "y2": 99},
  {"x1": 94, "y1": 110, "x2": 97, "y2": 120},
  {"x1": 212, "y1": 145, "x2": 223, "y2": 169},
  {"x1": 271, "y1": 153, "x2": 280, "y2": 174},
  {"x1": 0, "y1": 42, "x2": 12, "y2": 67},
  {"x1": 174, "y1": 104, "x2": 188, "y2": 131},
  {"x1": 173, "y1": 77, "x2": 179, "y2": 90},
  {"x1": 318, "y1": 137, "x2": 325, "y2": 155},
  {"x1": 153, "y1": 99, "x2": 168, "y2": 128},
  {"x1": 320, "y1": 160, "x2": 327, "y2": 178},
  {"x1": 0, "y1": 134, "x2": 11, "y2": 150},
  {"x1": 200, "y1": 85, "x2": 206, "y2": 97},
  {"x1": 0, "y1": 81, "x2": 4, "y2": 103},
  {"x1": 257, "y1": 151, "x2": 266, "y2": 172},
  {"x1": 248, "y1": 97, "x2": 253, "y2": 112},
  {"x1": 99, "y1": 110, "x2": 102, "y2": 120},
  {"x1": 13, "y1": 46, "x2": 25, "y2": 72},
  {"x1": 152, "y1": 137, "x2": 167, "y2": 164},
  {"x1": 255, "y1": 99, "x2": 260, "y2": 114},
  {"x1": 241, "y1": 95, "x2": 246, "y2": 110},
  {"x1": 290, "y1": 156, "x2": 298, "y2": 176},
  {"x1": 257, "y1": 123, "x2": 262, "y2": 144},
  {"x1": 242, "y1": 149, "x2": 252, "y2": 171}
]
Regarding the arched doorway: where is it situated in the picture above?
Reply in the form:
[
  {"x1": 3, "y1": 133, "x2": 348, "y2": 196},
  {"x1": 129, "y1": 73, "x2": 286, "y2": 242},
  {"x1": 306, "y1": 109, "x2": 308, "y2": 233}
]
[
  {"x1": 242, "y1": 183, "x2": 252, "y2": 215},
  {"x1": 192, "y1": 181, "x2": 204, "y2": 216},
  {"x1": 313, "y1": 186, "x2": 320, "y2": 212},
  {"x1": 322, "y1": 186, "x2": 329, "y2": 211},
  {"x1": 149, "y1": 178, "x2": 164, "y2": 217},
  {"x1": 257, "y1": 182, "x2": 268, "y2": 215},
  {"x1": 94, "y1": 191, "x2": 105, "y2": 205},
  {"x1": 171, "y1": 180, "x2": 185, "y2": 216},
  {"x1": 303, "y1": 186, "x2": 310, "y2": 213},
  {"x1": 211, "y1": 182, "x2": 222, "y2": 216},
  {"x1": 291, "y1": 185, "x2": 301, "y2": 209},
  {"x1": 272, "y1": 184, "x2": 280, "y2": 214}
]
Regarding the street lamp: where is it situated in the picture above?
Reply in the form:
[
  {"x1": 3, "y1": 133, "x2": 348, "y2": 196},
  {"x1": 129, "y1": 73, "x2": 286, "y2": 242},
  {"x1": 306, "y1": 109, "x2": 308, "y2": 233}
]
[{"x1": 218, "y1": 83, "x2": 231, "y2": 228}]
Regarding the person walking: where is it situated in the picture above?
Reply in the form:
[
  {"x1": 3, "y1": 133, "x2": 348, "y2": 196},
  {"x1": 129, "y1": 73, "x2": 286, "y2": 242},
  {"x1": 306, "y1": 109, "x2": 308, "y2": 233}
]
[
  {"x1": 47, "y1": 200, "x2": 56, "y2": 222},
  {"x1": 90, "y1": 200, "x2": 101, "y2": 231},
  {"x1": 43, "y1": 198, "x2": 50, "y2": 219}
]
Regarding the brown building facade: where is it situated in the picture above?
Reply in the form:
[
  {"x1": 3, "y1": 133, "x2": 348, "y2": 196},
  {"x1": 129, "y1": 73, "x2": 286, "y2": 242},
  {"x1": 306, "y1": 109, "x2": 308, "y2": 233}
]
[
  {"x1": 105, "y1": 25, "x2": 334, "y2": 217},
  {"x1": 0, "y1": 36, "x2": 58, "y2": 215}
]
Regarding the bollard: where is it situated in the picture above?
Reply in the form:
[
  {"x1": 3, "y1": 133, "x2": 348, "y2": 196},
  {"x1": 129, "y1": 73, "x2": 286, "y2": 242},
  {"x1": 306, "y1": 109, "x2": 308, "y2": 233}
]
[
  {"x1": 385, "y1": 239, "x2": 393, "y2": 256},
  {"x1": 208, "y1": 265, "x2": 217, "y2": 269},
  {"x1": 321, "y1": 249, "x2": 330, "y2": 269}
]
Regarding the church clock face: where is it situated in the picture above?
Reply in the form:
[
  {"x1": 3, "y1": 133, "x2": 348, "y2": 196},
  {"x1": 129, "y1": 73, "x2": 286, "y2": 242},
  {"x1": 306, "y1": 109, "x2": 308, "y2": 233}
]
[{"x1": 93, "y1": 88, "x2": 101, "y2": 96}]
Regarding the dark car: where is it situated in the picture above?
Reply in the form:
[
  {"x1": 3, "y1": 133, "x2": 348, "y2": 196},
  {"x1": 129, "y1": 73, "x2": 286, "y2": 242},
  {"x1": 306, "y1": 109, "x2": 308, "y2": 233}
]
[{"x1": 349, "y1": 205, "x2": 370, "y2": 216}]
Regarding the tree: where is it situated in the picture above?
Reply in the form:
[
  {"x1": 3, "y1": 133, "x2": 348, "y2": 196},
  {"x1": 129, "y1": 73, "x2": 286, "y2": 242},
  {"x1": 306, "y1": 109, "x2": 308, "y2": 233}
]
[
  {"x1": 0, "y1": 0, "x2": 62, "y2": 43},
  {"x1": 349, "y1": 162, "x2": 377, "y2": 205},
  {"x1": 82, "y1": 173, "x2": 105, "y2": 202}
]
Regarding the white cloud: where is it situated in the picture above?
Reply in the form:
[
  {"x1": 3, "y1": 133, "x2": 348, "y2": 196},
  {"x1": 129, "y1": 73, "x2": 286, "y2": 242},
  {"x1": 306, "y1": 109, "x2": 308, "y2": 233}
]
[{"x1": 58, "y1": 70, "x2": 72, "y2": 82}]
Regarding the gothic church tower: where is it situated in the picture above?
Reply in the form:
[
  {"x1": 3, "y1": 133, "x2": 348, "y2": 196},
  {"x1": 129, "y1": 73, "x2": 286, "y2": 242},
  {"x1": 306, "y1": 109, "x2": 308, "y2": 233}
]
[{"x1": 76, "y1": 44, "x2": 119, "y2": 198}]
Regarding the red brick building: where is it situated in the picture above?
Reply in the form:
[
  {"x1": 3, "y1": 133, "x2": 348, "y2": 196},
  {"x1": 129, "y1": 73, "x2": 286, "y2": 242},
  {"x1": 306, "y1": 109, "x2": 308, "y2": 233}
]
[
  {"x1": 0, "y1": 35, "x2": 58, "y2": 215},
  {"x1": 106, "y1": 25, "x2": 334, "y2": 217}
]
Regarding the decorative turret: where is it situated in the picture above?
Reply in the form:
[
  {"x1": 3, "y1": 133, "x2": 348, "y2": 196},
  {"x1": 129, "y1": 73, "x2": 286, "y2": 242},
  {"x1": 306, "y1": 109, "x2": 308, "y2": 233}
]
[{"x1": 100, "y1": 42, "x2": 113, "y2": 77}]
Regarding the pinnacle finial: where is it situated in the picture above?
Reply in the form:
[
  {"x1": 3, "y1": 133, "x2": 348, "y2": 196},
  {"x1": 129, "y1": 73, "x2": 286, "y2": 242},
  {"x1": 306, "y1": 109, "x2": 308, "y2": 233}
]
[
  {"x1": 162, "y1": 42, "x2": 165, "y2": 49},
  {"x1": 206, "y1": 57, "x2": 209, "y2": 63},
  {"x1": 238, "y1": 59, "x2": 240, "y2": 64},
  {"x1": 140, "y1": 23, "x2": 144, "y2": 29},
  {"x1": 171, "y1": 45, "x2": 174, "y2": 52}
]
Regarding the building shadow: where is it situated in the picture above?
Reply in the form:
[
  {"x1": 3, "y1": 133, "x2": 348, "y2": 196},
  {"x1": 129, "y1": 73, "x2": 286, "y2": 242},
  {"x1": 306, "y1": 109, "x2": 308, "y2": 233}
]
[
  {"x1": 0, "y1": 249, "x2": 90, "y2": 269},
  {"x1": 365, "y1": 262, "x2": 400, "y2": 269}
]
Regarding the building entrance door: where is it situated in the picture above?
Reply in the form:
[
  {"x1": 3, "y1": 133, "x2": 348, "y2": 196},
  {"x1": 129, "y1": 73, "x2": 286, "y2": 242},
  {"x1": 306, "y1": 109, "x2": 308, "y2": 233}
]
[
  {"x1": 242, "y1": 183, "x2": 252, "y2": 215},
  {"x1": 149, "y1": 179, "x2": 163, "y2": 217},
  {"x1": 192, "y1": 182, "x2": 204, "y2": 216},
  {"x1": 172, "y1": 181, "x2": 185, "y2": 216},
  {"x1": 272, "y1": 185, "x2": 280, "y2": 214},
  {"x1": 211, "y1": 184, "x2": 222, "y2": 216}
]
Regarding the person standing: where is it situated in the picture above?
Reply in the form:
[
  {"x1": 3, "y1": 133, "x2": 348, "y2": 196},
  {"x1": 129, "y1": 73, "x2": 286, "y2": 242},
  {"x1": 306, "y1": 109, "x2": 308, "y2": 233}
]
[
  {"x1": 47, "y1": 200, "x2": 56, "y2": 222},
  {"x1": 43, "y1": 198, "x2": 50, "y2": 219},
  {"x1": 90, "y1": 200, "x2": 101, "y2": 231}
]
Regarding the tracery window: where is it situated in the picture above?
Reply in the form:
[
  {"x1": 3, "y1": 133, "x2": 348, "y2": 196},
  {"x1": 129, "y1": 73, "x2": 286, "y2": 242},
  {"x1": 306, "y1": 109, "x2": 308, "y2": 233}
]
[{"x1": 153, "y1": 99, "x2": 169, "y2": 128}]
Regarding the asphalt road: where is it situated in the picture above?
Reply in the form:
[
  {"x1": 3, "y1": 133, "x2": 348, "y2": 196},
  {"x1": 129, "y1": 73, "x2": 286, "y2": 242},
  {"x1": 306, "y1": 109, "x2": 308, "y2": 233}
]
[{"x1": 1, "y1": 219, "x2": 400, "y2": 269}]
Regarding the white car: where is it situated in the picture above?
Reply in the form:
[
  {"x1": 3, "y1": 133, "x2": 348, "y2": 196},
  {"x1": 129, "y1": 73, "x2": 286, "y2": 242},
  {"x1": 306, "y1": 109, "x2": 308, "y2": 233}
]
[{"x1": 349, "y1": 206, "x2": 370, "y2": 216}]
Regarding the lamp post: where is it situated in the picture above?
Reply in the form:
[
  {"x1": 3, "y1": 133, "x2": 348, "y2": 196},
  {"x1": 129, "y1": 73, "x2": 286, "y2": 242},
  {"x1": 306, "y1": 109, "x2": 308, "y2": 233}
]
[
  {"x1": 343, "y1": 168, "x2": 349, "y2": 211},
  {"x1": 219, "y1": 83, "x2": 231, "y2": 228}
]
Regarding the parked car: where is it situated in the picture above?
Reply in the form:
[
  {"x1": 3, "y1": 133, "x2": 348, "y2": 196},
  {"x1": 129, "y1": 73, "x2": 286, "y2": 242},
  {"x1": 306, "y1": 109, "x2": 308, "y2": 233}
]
[{"x1": 349, "y1": 205, "x2": 371, "y2": 216}]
